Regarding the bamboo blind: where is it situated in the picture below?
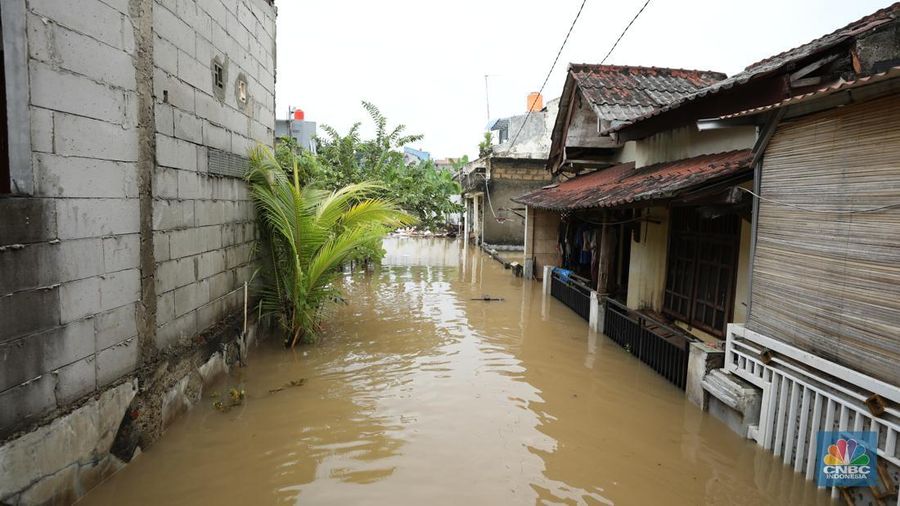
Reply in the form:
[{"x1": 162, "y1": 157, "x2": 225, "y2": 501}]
[{"x1": 747, "y1": 93, "x2": 900, "y2": 386}]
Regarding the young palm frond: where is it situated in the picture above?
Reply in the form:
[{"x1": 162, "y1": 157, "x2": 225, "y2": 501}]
[{"x1": 247, "y1": 145, "x2": 416, "y2": 347}]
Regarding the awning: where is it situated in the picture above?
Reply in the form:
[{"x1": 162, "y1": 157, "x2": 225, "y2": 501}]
[{"x1": 513, "y1": 149, "x2": 752, "y2": 211}]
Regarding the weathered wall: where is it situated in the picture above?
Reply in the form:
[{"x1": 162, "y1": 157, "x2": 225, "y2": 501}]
[
  {"x1": 483, "y1": 159, "x2": 550, "y2": 246},
  {"x1": 625, "y1": 207, "x2": 669, "y2": 312},
  {"x1": 150, "y1": 0, "x2": 274, "y2": 349},
  {"x1": 525, "y1": 207, "x2": 561, "y2": 279},
  {"x1": 1, "y1": 0, "x2": 146, "y2": 437},
  {"x1": 0, "y1": 0, "x2": 275, "y2": 502},
  {"x1": 733, "y1": 217, "x2": 752, "y2": 325},
  {"x1": 0, "y1": 0, "x2": 274, "y2": 474},
  {"x1": 616, "y1": 125, "x2": 756, "y2": 168}
]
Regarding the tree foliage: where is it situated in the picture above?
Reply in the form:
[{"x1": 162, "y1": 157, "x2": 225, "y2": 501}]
[
  {"x1": 279, "y1": 101, "x2": 462, "y2": 230},
  {"x1": 246, "y1": 146, "x2": 415, "y2": 346}
]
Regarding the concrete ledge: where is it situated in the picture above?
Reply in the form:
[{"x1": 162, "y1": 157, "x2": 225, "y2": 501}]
[
  {"x1": 0, "y1": 380, "x2": 136, "y2": 504},
  {"x1": 686, "y1": 342, "x2": 724, "y2": 410},
  {"x1": 702, "y1": 369, "x2": 761, "y2": 439}
]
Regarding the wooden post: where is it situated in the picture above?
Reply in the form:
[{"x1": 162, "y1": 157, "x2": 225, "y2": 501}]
[{"x1": 596, "y1": 222, "x2": 616, "y2": 294}]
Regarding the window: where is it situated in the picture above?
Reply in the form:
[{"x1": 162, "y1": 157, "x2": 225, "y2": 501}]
[
  {"x1": 663, "y1": 207, "x2": 740, "y2": 337},
  {"x1": 237, "y1": 79, "x2": 247, "y2": 104},
  {"x1": 213, "y1": 63, "x2": 224, "y2": 91}
]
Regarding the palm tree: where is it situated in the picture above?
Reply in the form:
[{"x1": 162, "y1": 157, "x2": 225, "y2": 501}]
[{"x1": 246, "y1": 146, "x2": 416, "y2": 347}]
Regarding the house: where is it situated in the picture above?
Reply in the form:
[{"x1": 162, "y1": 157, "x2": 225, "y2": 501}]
[
  {"x1": 518, "y1": 65, "x2": 739, "y2": 300},
  {"x1": 459, "y1": 94, "x2": 556, "y2": 249},
  {"x1": 0, "y1": 0, "x2": 276, "y2": 503},
  {"x1": 275, "y1": 108, "x2": 317, "y2": 154},
  {"x1": 523, "y1": 4, "x2": 900, "y2": 501},
  {"x1": 403, "y1": 146, "x2": 431, "y2": 165}
]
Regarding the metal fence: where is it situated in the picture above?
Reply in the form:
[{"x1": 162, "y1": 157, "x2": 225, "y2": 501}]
[
  {"x1": 603, "y1": 298, "x2": 690, "y2": 389},
  {"x1": 549, "y1": 269, "x2": 592, "y2": 321}
]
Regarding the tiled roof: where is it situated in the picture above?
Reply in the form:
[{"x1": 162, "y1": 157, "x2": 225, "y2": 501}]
[
  {"x1": 603, "y1": 3, "x2": 900, "y2": 135},
  {"x1": 514, "y1": 150, "x2": 752, "y2": 211},
  {"x1": 570, "y1": 65, "x2": 727, "y2": 123},
  {"x1": 717, "y1": 65, "x2": 900, "y2": 120}
]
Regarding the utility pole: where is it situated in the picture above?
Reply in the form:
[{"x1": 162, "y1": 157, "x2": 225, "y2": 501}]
[{"x1": 484, "y1": 75, "x2": 491, "y2": 121}]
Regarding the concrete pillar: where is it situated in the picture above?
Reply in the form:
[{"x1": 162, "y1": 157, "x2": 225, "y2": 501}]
[
  {"x1": 588, "y1": 291, "x2": 606, "y2": 333},
  {"x1": 474, "y1": 195, "x2": 482, "y2": 244},
  {"x1": 542, "y1": 265, "x2": 554, "y2": 294},
  {"x1": 596, "y1": 224, "x2": 616, "y2": 293},
  {"x1": 686, "y1": 342, "x2": 725, "y2": 409},
  {"x1": 463, "y1": 197, "x2": 470, "y2": 244},
  {"x1": 523, "y1": 206, "x2": 534, "y2": 278}
]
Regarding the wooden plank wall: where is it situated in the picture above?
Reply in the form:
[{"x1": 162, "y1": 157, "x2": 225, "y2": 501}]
[{"x1": 747, "y1": 93, "x2": 900, "y2": 386}]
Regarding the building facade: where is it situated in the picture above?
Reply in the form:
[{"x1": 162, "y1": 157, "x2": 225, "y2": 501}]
[
  {"x1": 521, "y1": 5, "x2": 900, "y2": 502},
  {"x1": 460, "y1": 95, "x2": 556, "y2": 249},
  {"x1": 0, "y1": 0, "x2": 276, "y2": 503}
]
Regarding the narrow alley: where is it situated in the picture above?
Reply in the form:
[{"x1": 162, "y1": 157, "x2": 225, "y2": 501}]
[{"x1": 78, "y1": 238, "x2": 828, "y2": 505}]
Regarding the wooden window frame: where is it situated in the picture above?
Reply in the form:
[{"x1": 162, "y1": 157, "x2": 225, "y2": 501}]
[{"x1": 663, "y1": 206, "x2": 741, "y2": 338}]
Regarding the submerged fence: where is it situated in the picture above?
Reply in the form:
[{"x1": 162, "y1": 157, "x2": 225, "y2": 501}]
[
  {"x1": 549, "y1": 269, "x2": 592, "y2": 321},
  {"x1": 603, "y1": 298, "x2": 690, "y2": 389}
]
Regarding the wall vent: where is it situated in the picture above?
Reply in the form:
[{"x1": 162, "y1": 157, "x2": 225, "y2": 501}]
[{"x1": 208, "y1": 148, "x2": 248, "y2": 178}]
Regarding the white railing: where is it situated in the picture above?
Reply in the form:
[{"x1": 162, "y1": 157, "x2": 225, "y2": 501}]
[{"x1": 725, "y1": 324, "x2": 900, "y2": 503}]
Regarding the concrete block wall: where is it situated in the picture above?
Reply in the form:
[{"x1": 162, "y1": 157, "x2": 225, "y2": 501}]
[
  {"x1": 0, "y1": 0, "x2": 275, "y2": 440},
  {"x1": 150, "y1": 0, "x2": 274, "y2": 348},
  {"x1": 525, "y1": 208, "x2": 561, "y2": 280},
  {"x1": 482, "y1": 159, "x2": 550, "y2": 246}
]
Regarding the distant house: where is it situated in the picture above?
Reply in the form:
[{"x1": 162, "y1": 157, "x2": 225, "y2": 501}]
[
  {"x1": 275, "y1": 109, "x2": 317, "y2": 154},
  {"x1": 459, "y1": 94, "x2": 556, "y2": 248},
  {"x1": 519, "y1": 4, "x2": 900, "y2": 500},
  {"x1": 517, "y1": 65, "x2": 730, "y2": 287},
  {"x1": 403, "y1": 146, "x2": 431, "y2": 165}
]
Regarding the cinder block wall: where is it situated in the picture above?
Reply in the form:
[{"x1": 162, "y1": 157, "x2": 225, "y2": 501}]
[
  {"x1": 0, "y1": 0, "x2": 275, "y2": 439},
  {"x1": 150, "y1": 0, "x2": 274, "y2": 347},
  {"x1": 484, "y1": 159, "x2": 550, "y2": 246}
]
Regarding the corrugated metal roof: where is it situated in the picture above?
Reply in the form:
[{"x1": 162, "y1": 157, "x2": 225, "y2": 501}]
[
  {"x1": 570, "y1": 65, "x2": 726, "y2": 123},
  {"x1": 514, "y1": 150, "x2": 752, "y2": 211},
  {"x1": 602, "y1": 3, "x2": 900, "y2": 135}
]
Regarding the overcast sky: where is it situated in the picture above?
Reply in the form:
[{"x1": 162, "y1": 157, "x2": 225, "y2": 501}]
[{"x1": 275, "y1": 0, "x2": 889, "y2": 160}]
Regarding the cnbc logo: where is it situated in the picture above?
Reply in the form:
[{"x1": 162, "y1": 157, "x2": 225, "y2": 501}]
[{"x1": 817, "y1": 431, "x2": 878, "y2": 487}]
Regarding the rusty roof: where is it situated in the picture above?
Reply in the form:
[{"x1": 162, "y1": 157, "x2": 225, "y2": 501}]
[
  {"x1": 514, "y1": 150, "x2": 752, "y2": 211},
  {"x1": 570, "y1": 65, "x2": 727, "y2": 124},
  {"x1": 717, "y1": 65, "x2": 900, "y2": 120},
  {"x1": 603, "y1": 3, "x2": 900, "y2": 135}
]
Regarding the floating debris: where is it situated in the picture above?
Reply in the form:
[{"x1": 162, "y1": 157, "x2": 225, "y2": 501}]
[
  {"x1": 269, "y1": 378, "x2": 307, "y2": 394},
  {"x1": 472, "y1": 295, "x2": 504, "y2": 302}
]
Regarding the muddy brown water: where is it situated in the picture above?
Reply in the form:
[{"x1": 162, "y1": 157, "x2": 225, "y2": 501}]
[{"x1": 79, "y1": 238, "x2": 830, "y2": 505}]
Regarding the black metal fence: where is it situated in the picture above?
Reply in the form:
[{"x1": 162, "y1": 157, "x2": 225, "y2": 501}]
[
  {"x1": 603, "y1": 298, "x2": 690, "y2": 389},
  {"x1": 550, "y1": 269, "x2": 592, "y2": 321}
]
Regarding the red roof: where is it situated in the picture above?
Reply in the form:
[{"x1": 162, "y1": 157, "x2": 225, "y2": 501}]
[
  {"x1": 603, "y1": 3, "x2": 900, "y2": 135},
  {"x1": 569, "y1": 64, "x2": 726, "y2": 123},
  {"x1": 514, "y1": 150, "x2": 752, "y2": 211}
]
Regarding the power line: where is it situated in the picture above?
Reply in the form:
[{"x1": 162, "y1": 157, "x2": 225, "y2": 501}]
[
  {"x1": 739, "y1": 187, "x2": 900, "y2": 215},
  {"x1": 600, "y1": 0, "x2": 652, "y2": 65},
  {"x1": 506, "y1": 0, "x2": 589, "y2": 151},
  {"x1": 505, "y1": 0, "x2": 653, "y2": 153}
]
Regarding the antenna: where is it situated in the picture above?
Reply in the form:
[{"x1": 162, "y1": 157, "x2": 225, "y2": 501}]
[{"x1": 484, "y1": 75, "x2": 491, "y2": 121}]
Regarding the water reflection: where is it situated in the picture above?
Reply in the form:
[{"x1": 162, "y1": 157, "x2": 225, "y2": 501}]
[{"x1": 80, "y1": 237, "x2": 829, "y2": 505}]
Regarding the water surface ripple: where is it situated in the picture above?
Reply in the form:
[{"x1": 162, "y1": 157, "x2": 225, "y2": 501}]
[{"x1": 79, "y1": 238, "x2": 829, "y2": 505}]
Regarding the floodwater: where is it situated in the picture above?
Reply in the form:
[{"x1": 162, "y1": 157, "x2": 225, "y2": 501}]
[{"x1": 80, "y1": 238, "x2": 830, "y2": 505}]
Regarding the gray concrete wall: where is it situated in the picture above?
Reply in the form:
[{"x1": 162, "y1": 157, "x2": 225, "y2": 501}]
[
  {"x1": 0, "y1": 0, "x2": 275, "y2": 443},
  {"x1": 482, "y1": 158, "x2": 550, "y2": 246}
]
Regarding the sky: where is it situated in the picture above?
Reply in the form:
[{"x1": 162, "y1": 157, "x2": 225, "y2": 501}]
[{"x1": 275, "y1": 0, "x2": 891, "y2": 160}]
